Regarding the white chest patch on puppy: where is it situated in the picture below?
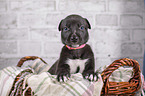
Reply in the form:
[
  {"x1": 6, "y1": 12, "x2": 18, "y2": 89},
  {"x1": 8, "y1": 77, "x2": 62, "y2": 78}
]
[{"x1": 66, "y1": 59, "x2": 88, "y2": 73}]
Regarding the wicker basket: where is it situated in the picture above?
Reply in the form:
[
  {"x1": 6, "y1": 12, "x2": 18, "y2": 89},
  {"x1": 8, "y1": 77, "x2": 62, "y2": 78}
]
[
  {"x1": 101, "y1": 58, "x2": 141, "y2": 96},
  {"x1": 9, "y1": 56, "x2": 47, "y2": 96}
]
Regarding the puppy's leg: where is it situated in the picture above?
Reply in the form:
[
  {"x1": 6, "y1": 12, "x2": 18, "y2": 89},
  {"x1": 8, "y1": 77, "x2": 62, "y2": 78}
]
[
  {"x1": 57, "y1": 64, "x2": 70, "y2": 82},
  {"x1": 82, "y1": 59, "x2": 98, "y2": 81},
  {"x1": 48, "y1": 59, "x2": 70, "y2": 82}
]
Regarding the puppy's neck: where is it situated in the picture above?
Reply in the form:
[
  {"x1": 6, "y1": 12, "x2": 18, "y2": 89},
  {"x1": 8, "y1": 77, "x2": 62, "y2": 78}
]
[{"x1": 66, "y1": 44, "x2": 86, "y2": 50}]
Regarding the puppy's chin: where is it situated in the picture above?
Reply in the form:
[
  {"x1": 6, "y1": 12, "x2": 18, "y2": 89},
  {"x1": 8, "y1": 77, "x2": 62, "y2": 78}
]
[{"x1": 71, "y1": 44, "x2": 80, "y2": 48}]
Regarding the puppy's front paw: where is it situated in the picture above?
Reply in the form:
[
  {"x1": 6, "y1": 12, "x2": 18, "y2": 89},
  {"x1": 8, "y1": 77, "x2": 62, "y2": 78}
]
[
  {"x1": 57, "y1": 71, "x2": 70, "y2": 82},
  {"x1": 82, "y1": 71, "x2": 98, "y2": 82}
]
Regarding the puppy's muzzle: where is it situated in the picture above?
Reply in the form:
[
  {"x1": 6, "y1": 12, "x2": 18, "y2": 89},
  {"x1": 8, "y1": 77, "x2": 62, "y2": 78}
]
[{"x1": 70, "y1": 34, "x2": 79, "y2": 43}]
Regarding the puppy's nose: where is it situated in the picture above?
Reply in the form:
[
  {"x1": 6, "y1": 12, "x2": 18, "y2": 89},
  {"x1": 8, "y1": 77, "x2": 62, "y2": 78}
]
[
  {"x1": 71, "y1": 36, "x2": 78, "y2": 41},
  {"x1": 70, "y1": 35, "x2": 79, "y2": 42}
]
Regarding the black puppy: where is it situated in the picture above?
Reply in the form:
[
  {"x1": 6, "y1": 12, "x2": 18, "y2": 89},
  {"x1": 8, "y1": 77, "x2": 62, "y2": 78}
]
[{"x1": 48, "y1": 14, "x2": 98, "y2": 82}]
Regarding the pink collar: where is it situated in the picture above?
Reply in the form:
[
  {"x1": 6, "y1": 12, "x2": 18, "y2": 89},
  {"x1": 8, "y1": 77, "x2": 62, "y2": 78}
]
[{"x1": 66, "y1": 44, "x2": 86, "y2": 50}]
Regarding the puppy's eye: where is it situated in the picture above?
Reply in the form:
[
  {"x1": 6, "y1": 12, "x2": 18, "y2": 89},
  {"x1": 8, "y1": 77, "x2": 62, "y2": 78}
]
[
  {"x1": 63, "y1": 27, "x2": 69, "y2": 31},
  {"x1": 80, "y1": 26, "x2": 84, "y2": 30}
]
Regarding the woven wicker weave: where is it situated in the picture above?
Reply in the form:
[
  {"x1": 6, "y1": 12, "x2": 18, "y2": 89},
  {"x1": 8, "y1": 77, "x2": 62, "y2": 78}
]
[{"x1": 101, "y1": 58, "x2": 141, "y2": 96}]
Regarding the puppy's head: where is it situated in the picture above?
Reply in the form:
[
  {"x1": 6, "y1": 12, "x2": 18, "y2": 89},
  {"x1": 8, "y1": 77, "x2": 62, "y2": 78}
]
[{"x1": 58, "y1": 14, "x2": 91, "y2": 48}]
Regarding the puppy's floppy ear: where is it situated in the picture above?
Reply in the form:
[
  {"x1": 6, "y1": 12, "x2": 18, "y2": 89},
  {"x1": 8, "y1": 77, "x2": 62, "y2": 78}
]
[
  {"x1": 84, "y1": 18, "x2": 91, "y2": 29},
  {"x1": 58, "y1": 19, "x2": 63, "y2": 31}
]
